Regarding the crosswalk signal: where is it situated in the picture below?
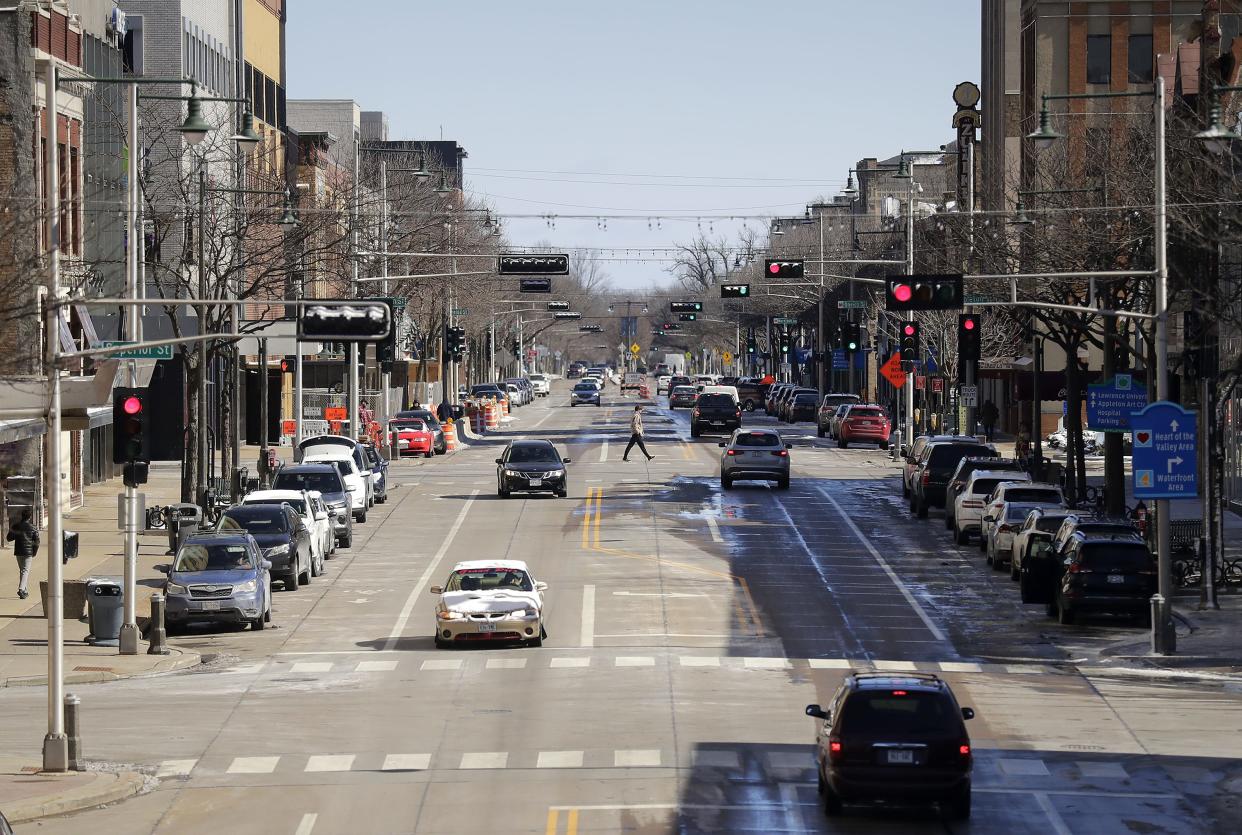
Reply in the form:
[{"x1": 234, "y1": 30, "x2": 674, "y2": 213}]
[
  {"x1": 958, "y1": 313, "x2": 981, "y2": 362},
  {"x1": 112, "y1": 388, "x2": 149, "y2": 465},
  {"x1": 844, "y1": 322, "x2": 861, "y2": 353},
  {"x1": 900, "y1": 322, "x2": 921, "y2": 363}
]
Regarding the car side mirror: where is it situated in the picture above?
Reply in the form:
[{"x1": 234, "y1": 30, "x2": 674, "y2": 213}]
[
  {"x1": 495, "y1": 458, "x2": 504, "y2": 464},
  {"x1": 961, "y1": 707, "x2": 975, "y2": 720},
  {"x1": 562, "y1": 457, "x2": 571, "y2": 464},
  {"x1": 718, "y1": 442, "x2": 726, "y2": 448},
  {"x1": 327, "y1": 508, "x2": 338, "y2": 517},
  {"x1": 535, "y1": 581, "x2": 548, "y2": 592},
  {"x1": 154, "y1": 564, "x2": 170, "y2": 575},
  {"x1": 429, "y1": 585, "x2": 443, "y2": 595},
  {"x1": 805, "y1": 704, "x2": 828, "y2": 719},
  {"x1": 983, "y1": 515, "x2": 995, "y2": 523},
  {"x1": 261, "y1": 560, "x2": 273, "y2": 571}
]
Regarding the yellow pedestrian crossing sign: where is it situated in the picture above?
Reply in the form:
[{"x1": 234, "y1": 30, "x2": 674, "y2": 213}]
[
  {"x1": 630, "y1": 343, "x2": 640, "y2": 355},
  {"x1": 722, "y1": 351, "x2": 733, "y2": 365}
]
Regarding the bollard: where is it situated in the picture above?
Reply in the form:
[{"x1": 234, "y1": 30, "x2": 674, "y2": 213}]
[
  {"x1": 147, "y1": 593, "x2": 170, "y2": 655},
  {"x1": 65, "y1": 693, "x2": 81, "y2": 771},
  {"x1": 1150, "y1": 593, "x2": 1175, "y2": 655}
]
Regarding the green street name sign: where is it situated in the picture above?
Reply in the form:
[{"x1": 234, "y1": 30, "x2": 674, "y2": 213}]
[
  {"x1": 837, "y1": 300, "x2": 866, "y2": 309},
  {"x1": 774, "y1": 317, "x2": 798, "y2": 326},
  {"x1": 451, "y1": 308, "x2": 468, "y2": 316},
  {"x1": 101, "y1": 341, "x2": 173, "y2": 360},
  {"x1": 964, "y1": 293, "x2": 1002, "y2": 305}
]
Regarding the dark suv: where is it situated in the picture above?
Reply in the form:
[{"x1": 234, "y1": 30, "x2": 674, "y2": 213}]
[
  {"x1": 1050, "y1": 535, "x2": 1156, "y2": 625},
  {"x1": 944, "y1": 456, "x2": 1024, "y2": 531},
  {"x1": 910, "y1": 439, "x2": 996, "y2": 518},
  {"x1": 690, "y1": 392, "x2": 741, "y2": 437},
  {"x1": 806, "y1": 673, "x2": 974, "y2": 820},
  {"x1": 272, "y1": 463, "x2": 354, "y2": 549}
]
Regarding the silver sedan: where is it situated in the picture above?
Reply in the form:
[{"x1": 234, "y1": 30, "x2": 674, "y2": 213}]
[{"x1": 719, "y1": 428, "x2": 791, "y2": 490}]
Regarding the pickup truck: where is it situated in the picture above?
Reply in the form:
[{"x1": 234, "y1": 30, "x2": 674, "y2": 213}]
[
  {"x1": 734, "y1": 380, "x2": 770, "y2": 412},
  {"x1": 690, "y1": 392, "x2": 742, "y2": 437}
]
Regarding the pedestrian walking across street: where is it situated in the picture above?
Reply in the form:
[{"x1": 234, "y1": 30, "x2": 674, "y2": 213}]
[
  {"x1": 6, "y1": 509, "x2": 39, "y2": 600},
  {"x1": 623, "y1": 405, "x2": 654, "y2": 462}
]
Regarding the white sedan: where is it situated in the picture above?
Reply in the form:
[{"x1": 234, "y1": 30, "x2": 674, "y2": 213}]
[
  {"x1": 243, "y1": 490, "x2": 329, "y2": 574},
  {"x1": 429, "y1": 559, "x2": 547, "y2": 648}
]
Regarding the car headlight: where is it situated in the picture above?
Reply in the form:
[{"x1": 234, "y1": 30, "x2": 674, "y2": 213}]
[
  {"x1": 234, "y1": 579, "x2": 258, "y2": 593},
  {"x1": 437, "y1": 610, "x2": 464, "y2": 621},
  {"x1": 264, "y1": 544, "x2": 290, "y2": 557},
  {"x1": 548, "y1": 469, "x2": 565, "y2": 477},
  {"x1": 504, "y1": 469, "x2": 519, "y2": 477},
  {"x1": 166, "y1": 581, "x2": 188, "y2": 595},
  {"x1": 507, "y1": 609, "x2": 538, "y2": 619}
]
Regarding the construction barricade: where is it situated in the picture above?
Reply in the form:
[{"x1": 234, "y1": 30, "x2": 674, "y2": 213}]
[
  {"x1": 485, "y1": 399, "x2": 500, "y2": 430},
  {"x1": 443, "y1": 418, "x2": 458, "y2": 452}
]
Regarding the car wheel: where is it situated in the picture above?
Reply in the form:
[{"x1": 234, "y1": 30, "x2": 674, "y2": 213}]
[
  {"x1": 339, "y1": 534, "x2": 352, "y2": 549},
  {"x1": 823, "y1": 786, "x2": 843, "y2": 817},
  {"x1": 356, "y1": 510, "x2": 367, "y2": 524},
  {"x1": 916, "y1": 499, "x2": 928, "y2": 519},
  {"x1": 691, "y1": 427, "x2": 701, "y2": 438},
  {"x1": 992, "y1": 552, "x2": 1007, "y2": 572},
  {"x1": 251, "y1": 615, "x2": 265, "y2": 631},
  {"x1": 527, "y1": 634, "x2": 543, "y2": 648},
  {"x1": 744, "y1": 400, "x2": 755, "y2": 412},
  {"x1": 879, "y1": 440, "x2": 889, "y2": 449},
  {"x1": 839, "y1": 439, "x2": 848, "y2": 449},
  {"x1": 556, "y1": 489, "x2": 567, "y2": 498},
  {"x1": 300, "y1": 561, "x2": 312, "y2": 586},
  {"x1": 1057, "y1": 596, "x2": 1076, "y2": 625},
  {"x1": 1010, "y1": 561, "x2": 1020, "y2": 581},
  {"x1": 817, "y1": 427, "x2": 825, "y2": 438},
  {"x1": 944, "y1": 512, "x2": 953, "y2": 530},
  {"x1": 955, "y1": 525, "x2": 968, "y2": 546},
  {"x1": 978, "y1": 531, "x2": 988, "y2": 552},
  {"x1": 721, "y1": 476, "x2": 732, "y2": 490},
  {"x1": 311, "y1": 553, "x2": 322, "y2": 577},
  {"x1": 945, "y1": 784, "x2": 971, "y2": 821},
  {"x1": 434, "y1": 634, "x2": 448, "y2": 649},
  {"x1": 284, "y1": 570, "x2": 299, "y2": 592},
  {"x1": 1019, "y1": 573, "x2": 1036, "y2": 604},
  {"x1": 777, "y1": 476, "x2": 790, "y2": 490},
  {"x1": 425, "y1": 451, "x2": 433, "y2": 459},
  {"x1": 902, "y1": 479, "x2": 910, "y2": 498},
  {"x1": 1045, "y1": 599, "x2": 1058, "y2": 618},
  {"x1": 499, "y1": 488, "x2": 511, "y2": 499}
]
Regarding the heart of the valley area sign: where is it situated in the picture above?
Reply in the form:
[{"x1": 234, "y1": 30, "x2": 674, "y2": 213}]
[{"x1": 1129, "y1": 401, "x2": 1197, "y2": 499}]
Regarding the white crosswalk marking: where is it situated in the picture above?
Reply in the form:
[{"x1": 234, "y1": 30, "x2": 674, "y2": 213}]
[
  {"x1": 460, "y1": 752, "x2": 508, "y2": 769},
  {"x1": 767, "y1": 751, "x2": 811, "y2": 770},
  {"x1": 679, "y1": 656, "x2": 721, "y2": 667},
  {"x1": 382, "y1": 754, "x2": 431, "y2": 771},
  {"x1": 291, "y1": 662, "x2": 333, "y2": 674},
  {"x1": 550, "y1": 657, "x2": 591, "y2": 668},
  {"x1": 615, "y1": 656, "x2": 655, "y2": 667},
  {"x1": 156, "y1": 759, "x2": 197, "y2": 777},
  {"x1": 743, "y1": 657, "x2": 791, "y2": 669},
  {"x1": 614, "y1": 749, "x2": 661, "y2": 767},
  {"x1": 1078, "y1": 761, "x2": 1129, "y2": 779},
  {"x1": 355, "y1": 660, "x2": 399, "y2": 673},
  {"x1": 938, "y1": 661, "x2": 983, "y2": 673},
  {"x1": 485, "y1": 658, "x2": 527, "y2": 669},
  {"x1": 999, "y1": 758, "x2": 1052, "y2": 776},
  {"x1": 536, "y1": 750, "x2": 584, "y2": 768},
  {"x1": 305, "y1": 754, "x2": 355, "y2": 772},
  {"x1": 421, "y1": 659, "x2": 462, "y2": 671},
  {"x1": 227, "y1": 756, "x2": 280, "y2": 774},
  {"x1": 873, "y1": 660, "x2": 920, "y2": 672},
  {"x1": 693, "y1": 751, "x2": 740, "y2": 768},
  {"x1": 807, "y1": 658, "x2": 853, "y2": 669}
]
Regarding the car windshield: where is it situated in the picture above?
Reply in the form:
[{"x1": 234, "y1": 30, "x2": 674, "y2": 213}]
[
  {"x1": 273, "y1": 471, "x2": 342, "y2": 494},
  {"x1": 733, "y1": 432, "x2": 781, "y2": 448},
  {"x1": 220, "y1": 507, "x2": 289, "y2": 533},
  {"x1": 174, "y1": 542, "x2": 255, "y2": 572},
  {"x1": 249, "y1": 498, "x2": 306, "y2": 515},
  {"x1": 1005, "y1": 488, "x2": 1061, "y2": 503},
  {"x1": 446, "y1": 568, "x2": 534, "y2": 592},
  {"x1": 398, "y1": 410, "x2": 440, "y2": 427},
  {"x1": 927, "y1": 444, "x2": 992, "y2": 468},
  {"x1": 1037, "y1": 515, "x2": 1069, "y2": 532},
  {"x1": 794, "y1": 394, "x2": 818, "y2": 404},
  {"x1": 1082, "y1": 545, "x2": 1153, "y2": 572},
  {"x1": 391, "y1": 419, "x2": 427, "y2": 432},
  {"x1": 698, "y1": 394, "x2": 734, "y2": 407},
  {"x1": 672, "y1": 387, "x2": 696, "y2": 395},
  {"x1": 840, "y1": 691, "x2": 958, "y2": 735},
  {"x1": 507, "y1": 445, "x2": 560, "y2": 464},
  {"x1": 848, "y1": 408, "x2": 885, "y2": 419},
  {"x1": 970, "y1": 477, "x2": 1007, "y2": 495}
]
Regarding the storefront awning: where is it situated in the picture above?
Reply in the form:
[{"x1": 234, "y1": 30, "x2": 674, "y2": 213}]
[{"x1": 0, "y1": 418, "x2": 46, "y2": 446}]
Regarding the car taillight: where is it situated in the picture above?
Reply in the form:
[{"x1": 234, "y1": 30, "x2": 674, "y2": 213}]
[
  {"x1": 726, "y1": 449, "x2": 738, "y2": 456},
  {"x1": 771, "y1": 449, "x2": 788, "y2": 457},
  {"x1": 693, "y1": 409, "x2": 700, "y2": 416},
  {"x1": 828, "y1": 739, "x2": 843, "y2": 761},
  {"x1": 1067, "y1": 563, "x2": 1087, "y2": 574},
  {"x1": 959, "y1": 742, "x2": 971, "y2": 760},
  {"x1": 735, "y1": 409, "x2": 742, "y2": 417},
  {"x1": 922, "y1": 472, "x2": 931, "y2": 485}
]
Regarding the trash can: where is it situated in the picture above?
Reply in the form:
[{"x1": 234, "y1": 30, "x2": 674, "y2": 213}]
[
  {"x1": 86, "y1": 579, "x2": 124, "y2": 646},
  {"x1": 166, "y1": 503, "x2": 202, "y2": 556}
]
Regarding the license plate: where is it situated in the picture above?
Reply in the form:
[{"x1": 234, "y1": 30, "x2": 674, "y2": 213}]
[
  {"x1": 529, "y1": 478, "x2": 543, "y2": 487},
  {"x1": 1107, "y1": 574, "x2": 1125, "y2": 584},
  {"x1": 478, "y1": 622, "x2": 496, "y2": 632},
  {"x1": 886, "y1": 749, "x2": 914, "y2": 764},
  {"x1": 197, "y1": 601, "x2": 221, "y2": 611}
]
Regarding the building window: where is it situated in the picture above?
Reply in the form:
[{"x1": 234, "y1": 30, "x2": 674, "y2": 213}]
[
  {"x1": 1128, "y1": 34, "x2": 1153, "y2": 83},
  {"x1": 1087, "y1": 35, "x2": 1111, "y2": 84}
]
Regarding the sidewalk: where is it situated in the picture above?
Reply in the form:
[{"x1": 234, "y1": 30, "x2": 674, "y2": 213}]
[
  {"x1": 0, "y1": 462, "x2": 202, "y2": 687},
  {"x1": 0, "y1": 755, "x2": 146, "y2": 825}
]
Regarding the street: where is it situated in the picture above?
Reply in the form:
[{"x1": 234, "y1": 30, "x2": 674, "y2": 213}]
[{"x1": 5, "y1": 382, "x2": 1240, "y2": 835}]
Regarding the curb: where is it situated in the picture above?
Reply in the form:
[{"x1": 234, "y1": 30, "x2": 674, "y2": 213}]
[
  {"x1": 2, "y1": 767, "x2": 146, "y2": 824},
  {"x1": 0, "y1": 647, "x2": 201, "y2": 689}
]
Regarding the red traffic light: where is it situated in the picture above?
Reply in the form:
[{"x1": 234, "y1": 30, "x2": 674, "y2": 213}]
[
  {"x1": 962, "y1": 317, "x2": 976, "y2": 331},
  {"x1": 903, "y1": 324, "x2": 917, "y2": 336},
  {"x1": 893, "y1": 284, "x2": 912, "y2": 303},
  {"x1": 122, "y1": 395, "x2": 143, "y2": 415},
  {"x1": 768, "y1": 263, "x2": 780, "y2": 274}
]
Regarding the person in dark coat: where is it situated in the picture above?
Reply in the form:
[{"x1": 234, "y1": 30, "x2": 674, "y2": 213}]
[
  {"x1": 6, "y1": 509, "x2": 39, "y2": 600},
  {"x1": 980, "y1": 400, "x2": 1000, "y2": 442}
]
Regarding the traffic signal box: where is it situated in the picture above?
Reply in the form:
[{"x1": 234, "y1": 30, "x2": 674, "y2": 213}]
[
  {"x1": 444, "y1": 326, "x2": 466, "y2": 359},
  {"x1": 113, "y1": 388, "x2": 150, "y2": 486},
  {"x1": 885, "y1": 274, "x2": 963, "y2": 311},
  {"x1": 764, "y1": 259, "x2": 805, "y2": 279},
  {"x1": 720, "y1": 284, "x2": 750, "y2": 298},
  {"x1": 746, "y1": 336, "x2": 757, "y2": 355},
  {"x1": 843, "y1": 322, "x2": 861, "y2": 353},
  {"x1": 900, "y1": 322, "x2": 921, "y2": 363},
  {"x1": 958, "y1": 314, "x2": 981, "y2": 362},
  {"x1": 670, "y1": 301, "x2": 702, "y2": 313}
]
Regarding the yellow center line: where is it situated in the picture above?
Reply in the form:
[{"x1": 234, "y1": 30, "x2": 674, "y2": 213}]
[
  {"x1": 593, "y1": 487, "x2": 603, "y2": 546},
  {"x1": 566, "y1": 808, "x2": 580, "y2": 835},
  {"x1": 580, "y1": 487, "x2": 594, "y2": 549},
  {"x1": 680, "y1": 440, "x2": 693, "y2": 461},
  {"x1": 546, "y1": 808, "x2": 559, "y2": 835}
]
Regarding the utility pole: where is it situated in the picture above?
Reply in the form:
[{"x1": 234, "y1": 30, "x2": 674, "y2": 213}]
[
  {"x1": 196, "y1": 164, "x2": 209, "y2": 508},
  {"x1": 349, "y1": 141, "x2": 360, "y2": 441},
  {"x1": 118, "y1": 83, "x2": 141, "y2": 655}
]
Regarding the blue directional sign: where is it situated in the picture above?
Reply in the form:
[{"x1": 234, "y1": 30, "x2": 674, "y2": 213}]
[
  {"x1": 1129, "y1": 401, "x2": 1197, "y2": 499},
  {"x1": 1087, "y1": 373, "x2": 1148, "y2": 432}
]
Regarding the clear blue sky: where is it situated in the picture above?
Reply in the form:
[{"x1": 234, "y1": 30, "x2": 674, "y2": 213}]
[{"x1": 288, "y1": 1, "x2": 981, "y2": 289}]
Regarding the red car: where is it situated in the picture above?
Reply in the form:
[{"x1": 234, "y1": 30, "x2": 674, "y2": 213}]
[
  {"x1": 837, "y1": 405, "x2": 892, "y2": 449},
  {"x1": 389, "y1": 418, "x2": 434, "y2": 458}
]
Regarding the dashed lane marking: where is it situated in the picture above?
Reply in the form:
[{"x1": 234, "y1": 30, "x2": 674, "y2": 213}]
[
  {"x1": 305, "y1": 754, "x2": 356, "y2": 773},
  {"x1": 382, "y1": 754, "x2": 431, "y2": 771},
  {"x1": 537, "y1": 750, "x2": 585, "y2": 769},
  {"x1": 460, "y1": 752, "x2": 509, "y2": 770},
  {"x1": 226, "y1": 756, "x2": 279, "y2": 774}
]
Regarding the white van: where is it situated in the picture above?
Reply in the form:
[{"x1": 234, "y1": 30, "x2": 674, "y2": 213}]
[{"x1": 301, "y1": 451, "x2": 370, "y2": 523}]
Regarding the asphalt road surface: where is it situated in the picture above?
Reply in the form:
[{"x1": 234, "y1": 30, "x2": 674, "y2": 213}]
[{"x1": 5, "y1": 380, "x2": 1241, "y2": 834}]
